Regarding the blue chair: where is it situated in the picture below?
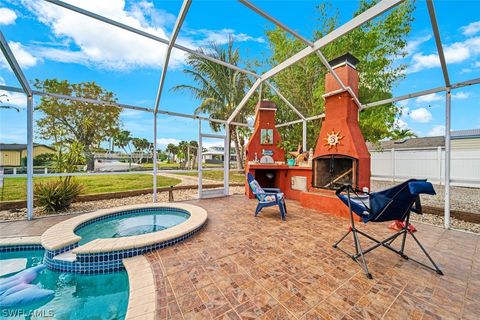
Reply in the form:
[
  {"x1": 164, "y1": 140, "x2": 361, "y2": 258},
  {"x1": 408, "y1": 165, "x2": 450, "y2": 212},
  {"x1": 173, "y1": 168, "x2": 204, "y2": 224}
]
[
  {"x1": 246, "y1": 173, "x2": 287, "y2": 221},
  {"x1": 333, "y1": 179, "x2": 443, "y2": 279}
]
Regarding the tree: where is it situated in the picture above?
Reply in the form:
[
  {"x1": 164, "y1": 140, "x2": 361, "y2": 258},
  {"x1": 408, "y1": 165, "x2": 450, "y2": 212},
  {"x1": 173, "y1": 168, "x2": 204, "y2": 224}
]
[
  {"x1": 113, "y1": 130, "x2": 132, "y2": 154},
  {"x1": 188, "y1": 140, "x2": 199, "y2": 169},
  {"x1": 34, "y1": 79, "x2": 120, "y2": 171},
  {"x1": 166, "y1": 143, "x2": 179, "y2": 163},
  {"x1": 112, "y1": 129, "x2": 133, "y2": 167},
  {"x1": 177, "y1": 140, "x2": 189, "y2": 167},
  {"x1": 172, "y1": 38, "x2": 254, "y2": 169},
  {"x1": 265, "y1": 0, "x2": 414, "y2": 146},
  {"x1": 157, "y1": 149, "x2": 168, "y2": 162},
  {"x1": 390, "y1": 129, "x2": 417, "y2": 140},
  {"x1": 131, "y1": 137, "x2": 151, "y2": 163}
]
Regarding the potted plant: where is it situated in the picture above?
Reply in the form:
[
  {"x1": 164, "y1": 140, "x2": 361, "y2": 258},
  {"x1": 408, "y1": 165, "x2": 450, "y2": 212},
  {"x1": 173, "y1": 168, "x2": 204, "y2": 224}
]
[
  {"x1": 278, "y1": 141, "x2": 296, "y2": 166},
  {"x1": 286, "y1": 154, "x2": 296, "y2": 166}
]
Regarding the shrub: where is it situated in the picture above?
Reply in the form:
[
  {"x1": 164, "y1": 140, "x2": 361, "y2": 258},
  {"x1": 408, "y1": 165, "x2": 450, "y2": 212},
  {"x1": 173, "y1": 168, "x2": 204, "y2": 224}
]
[
  {"x1": 34, "y1": 178, "x2": 84, "y2": 213},
  {"x1": 33, "y1": 153, "x2": 55, "y2": 166}
]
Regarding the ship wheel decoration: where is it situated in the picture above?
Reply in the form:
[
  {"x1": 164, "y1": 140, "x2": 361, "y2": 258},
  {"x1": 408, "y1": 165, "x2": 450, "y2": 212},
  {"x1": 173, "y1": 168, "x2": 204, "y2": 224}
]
[{"x1": 324, "y1": 130, "x2": 344, "y2": 150}]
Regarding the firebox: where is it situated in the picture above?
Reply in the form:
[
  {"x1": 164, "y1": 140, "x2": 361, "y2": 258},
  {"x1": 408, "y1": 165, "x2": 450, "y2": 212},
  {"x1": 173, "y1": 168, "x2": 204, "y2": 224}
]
[{"x1": 312, "y1": 155, "x2": 358, "y2": 189}]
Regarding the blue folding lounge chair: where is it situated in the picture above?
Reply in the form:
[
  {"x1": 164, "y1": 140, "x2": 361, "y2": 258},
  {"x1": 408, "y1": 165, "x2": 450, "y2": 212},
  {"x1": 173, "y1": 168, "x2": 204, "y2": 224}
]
[
  {"x1": 333, "y1": 179, "x2": 443, "y2": 279},
  {"x1": 246, "y1": 173, "x2": 287, "y2": 221}
]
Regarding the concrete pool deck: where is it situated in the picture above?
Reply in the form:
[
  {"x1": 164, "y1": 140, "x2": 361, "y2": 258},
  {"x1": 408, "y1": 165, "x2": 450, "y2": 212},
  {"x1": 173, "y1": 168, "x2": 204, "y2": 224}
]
[
  {"x1": 123, "y1": 255, "x2": 156, "y2": 320},
  {"x1": 40, "y1": 203, "x2": 207, "y2": 253},
  {"x1": 1, "y1": 195, "x2": 479, "y2": 319}
]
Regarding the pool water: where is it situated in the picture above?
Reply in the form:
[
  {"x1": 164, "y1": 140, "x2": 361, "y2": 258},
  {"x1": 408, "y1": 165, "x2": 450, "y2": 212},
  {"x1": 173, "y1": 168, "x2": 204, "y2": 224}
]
[
  {"x1": 75, "y1": 208, "x2": 190, "y2": 245},
  {"x1": 0, "y1": 250, "x2": 128, "y2": 320}
]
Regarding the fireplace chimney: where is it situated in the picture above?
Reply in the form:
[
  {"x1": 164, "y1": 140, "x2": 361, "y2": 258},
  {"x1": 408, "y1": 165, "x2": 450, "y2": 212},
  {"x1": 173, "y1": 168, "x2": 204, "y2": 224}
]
[
  {"x1": 312, "y1": 53, "x2": 370, "y2": 191},
  {"x1": 245, "y1": 100, "x2": 285, "y2": 163}
]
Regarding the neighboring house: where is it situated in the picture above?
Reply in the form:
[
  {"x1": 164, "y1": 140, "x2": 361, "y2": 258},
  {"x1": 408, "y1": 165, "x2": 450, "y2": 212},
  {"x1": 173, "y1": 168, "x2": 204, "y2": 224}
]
[
  {"x1": 202, "y1": 146, "x2": 237, "y2": 164},
  {"x1": 0, "y1": 143, "x2": 56, "y2": 167},
  {"x1": 450, "y1": 129, "x2": 480, "y2": 149},
  {"x1": 367, "y1": 129, "x2": 480, "y2": 187},
  {"x1": 367, "y1": 129, "x2": 480, "y2": 151}
]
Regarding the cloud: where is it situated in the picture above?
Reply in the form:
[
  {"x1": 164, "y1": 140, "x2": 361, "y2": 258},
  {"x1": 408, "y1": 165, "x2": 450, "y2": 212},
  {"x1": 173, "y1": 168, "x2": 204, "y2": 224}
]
[
  {"x1": 128, "y1": 1, "x2": 176, "y2": 29},
  {"x1": 33, "y1": 47, "x2": 87, "y2": 65},
  {"x1": 0, "y1": 76, "x2": 27, "y2": 109},
  {"x1": 406, "y1": 35, "x2": 431, "y2": 55},
  {"x1": 121, "y1": 109, "x2": 145, "y2": 119},
  {"x1": 21, "y1": 0, "x2": 186, "y2": 71},
  {"x1": 394, "y1": 118, "x2": 409, "y2": 130},
  {"x1": 428, "y1": 125, "x2": 445, "y2": 137},
  {"x1": 0, "y1": 7, "x2": 17, "y2": 25},
  {"x1": 17, "y1": 0, "x2": 265, "y2": 71},
  {"x1": 410, "y1": 107, "x2": 432, "y2": 123},
  {"x1": 474, "y1": 61, "x2": 480, "y2": 68},
  {"x1": 156, "y1": 138, "x2": 181, "y2": 148},
  {"x1": 0, "y1": 90, "x2": 27, "y2": 109},
  {"x1": 187, "y1": 28, "x2": 265, "y2": 46},
  {"x1": 452, "y1": 91, "x2": 470, "y2": 100},
  {"x1": 0, "y1": 41, "x2": 38, "y2": 70},
  {"x1": 416, "y1": 93, "x2": 442, "y2": 103},
  {"x1": 409, "y1": 37, "x2": 480, "y2": 73},
  {"x1": 461, "y1": 21, "x2": 480, "y2": 36}
]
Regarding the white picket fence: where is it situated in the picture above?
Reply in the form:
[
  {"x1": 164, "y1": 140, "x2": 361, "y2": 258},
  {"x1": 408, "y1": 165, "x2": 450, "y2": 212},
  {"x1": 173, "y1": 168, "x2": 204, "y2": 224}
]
[{"x1": 370, "y1": 147, "x2": 480, "y2": 188}]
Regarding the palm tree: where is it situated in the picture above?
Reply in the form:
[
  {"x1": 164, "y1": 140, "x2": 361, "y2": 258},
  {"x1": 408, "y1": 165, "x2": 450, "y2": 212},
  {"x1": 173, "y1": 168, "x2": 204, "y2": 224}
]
[
  {"x1": 177, "y1": 141, "x2": 189, "y2": 168},
  {"x1": 132, "y1": 137, "x2": 151, "y2": 163},
  {"x1": 113, "y1": 130, "x2": 132, "y2": 154},
  {"x1": 172, "y1": 38, "x2": 253, "y2": 169},
  {"x1": 165, "y1": 143, "x2": 178, "y2": 163},
  {"x1": 113, "y1": 130, "x2": 133, "y2": 167},
  {"x1": 189, "y1": 140, "x2": 198, "y2": 169},
  {"x1": 391, "y1": 129, "x2": 417, "y2": 140}
]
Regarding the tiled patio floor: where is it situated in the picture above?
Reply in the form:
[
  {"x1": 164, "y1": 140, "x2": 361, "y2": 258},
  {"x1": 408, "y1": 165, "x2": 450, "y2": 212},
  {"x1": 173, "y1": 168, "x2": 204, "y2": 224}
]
[
  {"x1": 1, "y1": 196, "x2": 478, "y2": 319},
  {"x1": 145, "y1": 196, "x2": 479, "y2": 319}
]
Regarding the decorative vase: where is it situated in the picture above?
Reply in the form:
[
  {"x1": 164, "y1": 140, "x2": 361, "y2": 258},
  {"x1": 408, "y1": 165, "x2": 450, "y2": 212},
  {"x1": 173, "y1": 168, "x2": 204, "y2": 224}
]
[{"x1": 287, "y1": 159, "x2": 295, "y2": 166}]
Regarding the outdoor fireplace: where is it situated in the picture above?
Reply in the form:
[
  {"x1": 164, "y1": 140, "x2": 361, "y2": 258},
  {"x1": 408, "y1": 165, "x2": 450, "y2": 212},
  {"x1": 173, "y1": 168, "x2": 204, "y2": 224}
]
[
  {"x1": 311, "y1": 53, "x2": 370, "y2": 191},
  {"x1": 312, "y1": 155, "x2": 357, "y2": 189}
]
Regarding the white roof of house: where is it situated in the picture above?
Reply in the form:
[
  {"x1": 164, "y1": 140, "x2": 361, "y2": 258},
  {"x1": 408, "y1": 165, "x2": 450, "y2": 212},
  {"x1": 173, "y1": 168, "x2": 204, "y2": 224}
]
[
  {"x1": 202, "y1": 150, "x2": 224, "y2": 156},
  {"x1": 451, "y1": 129, "x2": 480, "y2": 139}
]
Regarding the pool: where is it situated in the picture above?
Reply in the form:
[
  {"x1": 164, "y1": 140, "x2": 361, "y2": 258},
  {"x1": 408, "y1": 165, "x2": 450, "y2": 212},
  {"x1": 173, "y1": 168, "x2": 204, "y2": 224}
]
[
  {"x1": 75, "y1": 208, "x2": 190, "y2": 245},
  {"x1": 0, "y1": 250, "x2": 129, "y2": 320}
]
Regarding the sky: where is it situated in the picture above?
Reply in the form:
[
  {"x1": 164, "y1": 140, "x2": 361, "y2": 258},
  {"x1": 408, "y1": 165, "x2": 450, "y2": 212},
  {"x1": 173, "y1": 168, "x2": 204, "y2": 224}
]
[{"x1": 1, "y1": 0, "x2": 479, "y2": 150}]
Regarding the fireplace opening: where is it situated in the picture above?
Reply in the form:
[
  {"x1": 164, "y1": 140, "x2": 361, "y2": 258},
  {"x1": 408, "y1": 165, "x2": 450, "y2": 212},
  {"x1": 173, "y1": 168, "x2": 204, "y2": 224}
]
[
  {"x1": 312, "y1": 155, "x2": 357, "y2": 190},
  {"x1": 253, "y1": 170, "x2": 276, "y2": 188}
]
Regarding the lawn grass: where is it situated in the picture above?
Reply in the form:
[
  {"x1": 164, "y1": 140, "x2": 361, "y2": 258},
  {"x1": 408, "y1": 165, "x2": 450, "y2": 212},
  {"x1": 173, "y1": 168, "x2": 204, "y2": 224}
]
[
  {"x1": 177, "y1": 170, "x2": 245, "y2": 184},
  {"x1": 0, "y1": 174, "x2": 181, "y2": 201}
]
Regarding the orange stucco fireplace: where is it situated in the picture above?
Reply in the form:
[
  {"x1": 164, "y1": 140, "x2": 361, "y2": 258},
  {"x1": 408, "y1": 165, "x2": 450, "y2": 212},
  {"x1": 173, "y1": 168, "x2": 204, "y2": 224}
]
[
  {"x1": 311, "y1": 53, "x2": 370, "y2": 192},
  {"x1": 300, "y1": 53, "x2": 370, "y2": 219}
]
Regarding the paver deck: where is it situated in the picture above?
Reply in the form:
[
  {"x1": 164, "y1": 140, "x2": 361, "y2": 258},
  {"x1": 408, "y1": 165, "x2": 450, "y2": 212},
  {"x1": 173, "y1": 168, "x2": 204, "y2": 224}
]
[
  {"x1": 146, "y1": 196, "x2": 479, "y2": 319},
  {"x1": 1, "y1": 195, "x2": 478, "y2": 319}
]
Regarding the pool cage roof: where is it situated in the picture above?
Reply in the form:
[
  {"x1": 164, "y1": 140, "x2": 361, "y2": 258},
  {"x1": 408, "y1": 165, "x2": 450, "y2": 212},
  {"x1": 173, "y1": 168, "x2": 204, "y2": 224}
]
[{"x1": 1, "y1": 0, "x2": 480, "y2": 227}]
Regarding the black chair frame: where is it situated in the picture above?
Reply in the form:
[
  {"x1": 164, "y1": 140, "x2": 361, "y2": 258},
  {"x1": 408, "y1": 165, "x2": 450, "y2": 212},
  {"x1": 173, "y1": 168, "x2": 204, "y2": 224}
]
[{"x1": 333, "y1": 184, "x2": 444, "y2": 279}]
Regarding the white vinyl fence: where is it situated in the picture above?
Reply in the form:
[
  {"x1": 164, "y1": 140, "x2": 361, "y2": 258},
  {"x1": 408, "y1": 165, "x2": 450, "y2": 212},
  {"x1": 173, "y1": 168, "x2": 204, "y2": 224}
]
[{"x1": 370, "y1": 147, "x2": 480, "y2": 188}]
